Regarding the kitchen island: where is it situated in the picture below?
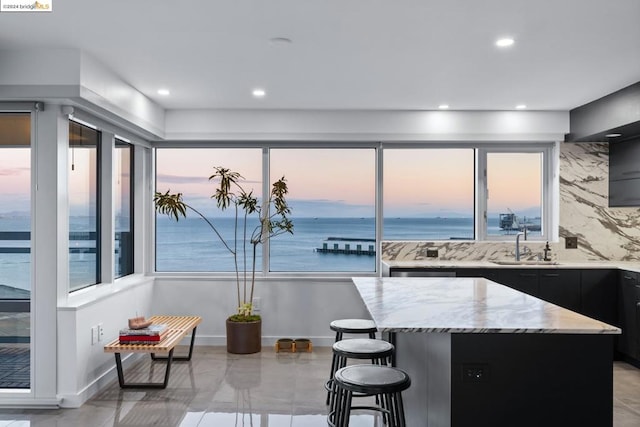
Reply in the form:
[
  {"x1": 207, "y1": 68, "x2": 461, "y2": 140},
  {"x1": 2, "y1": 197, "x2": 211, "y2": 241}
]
[{"x1": 352, "y1": 277, "x2": 620, "y2": 427}]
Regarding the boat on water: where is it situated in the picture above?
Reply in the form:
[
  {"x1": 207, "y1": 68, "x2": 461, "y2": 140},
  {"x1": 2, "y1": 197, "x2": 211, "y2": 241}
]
[{"x1": 499, "y1": 213, "x2": 541, "y2": 232}]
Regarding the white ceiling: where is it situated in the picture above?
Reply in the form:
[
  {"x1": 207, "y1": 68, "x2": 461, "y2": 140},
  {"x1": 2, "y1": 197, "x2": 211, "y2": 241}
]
[{"x1": 1, "y1": 0, "x2": 639, "y2": 111}]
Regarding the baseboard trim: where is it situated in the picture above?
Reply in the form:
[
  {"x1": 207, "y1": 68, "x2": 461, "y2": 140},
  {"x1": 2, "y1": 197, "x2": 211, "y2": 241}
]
[{"x1": 58, "y1": 353, "x2": 144, "y2": 408}]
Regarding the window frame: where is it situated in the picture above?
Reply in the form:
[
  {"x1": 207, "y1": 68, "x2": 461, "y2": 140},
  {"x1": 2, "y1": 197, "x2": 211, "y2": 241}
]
[
  {"x1": 152, "y1": 141, "x2": 556, "y2": 276},
  {"x1": 477, "y1": 144, "x2": 554, "y2": 241},
  {"x1": 68, "y1": 119, "x2": 101, "y2": 291},
  {"x1": 114, "y1": 139, "x2": 134, "y2": 279}
]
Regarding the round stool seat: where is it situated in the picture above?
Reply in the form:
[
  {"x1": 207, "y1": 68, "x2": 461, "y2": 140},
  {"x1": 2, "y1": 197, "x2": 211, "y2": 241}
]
[
  {"x1": 330, "y1": 365, "x2": 411, "y2": 426},
  {"x1": 335, "y1": 365, "x2": 411, "y2": 395},
  {"x1": 333, "y1": 338, "x2": 394, "y2": 359},
  {"x1": 330, "y1": 319, "x2": 377, "y2": 335}
]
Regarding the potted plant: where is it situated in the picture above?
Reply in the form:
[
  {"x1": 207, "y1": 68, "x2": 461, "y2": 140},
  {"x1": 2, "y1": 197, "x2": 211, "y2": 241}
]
[{"x1": 154, "y1": 167, "x2": 293, "y2": 354}]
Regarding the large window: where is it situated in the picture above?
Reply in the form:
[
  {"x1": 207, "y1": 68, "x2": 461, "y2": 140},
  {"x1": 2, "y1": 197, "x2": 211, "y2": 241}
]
[
  {"x1": 481, "y1": 150, "x2": 547, "y2": 239},
  {"x1": 154, "y1": 143, "x2": 552, "y2": 274},
  {"x1": 69, "y1": 121, "x2": 100, "y2": 291},
  {"x1": 270, "y1": 148, "x2": 376, "y2": 272},
  {"x1": 383, "y1": 148, "x2": 475, "y2": 240},
  {"x1": 114, "y1": 140, "x2": 134, "y2": 278},
  {"x1": 155, "y1": 148, "x2": 262, "y2": 272}
]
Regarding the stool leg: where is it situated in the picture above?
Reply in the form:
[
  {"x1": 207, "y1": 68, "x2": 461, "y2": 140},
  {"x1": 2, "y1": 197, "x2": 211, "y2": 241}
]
[
  {"x1": 341, "y1": 389, "x2": 353, "y2": 427},
  {"x1": 329, "y1": 355, "x2": 348, "y2": 409},
  {"x1": 396, "y1": 392, "x2": 407, "y2": 427},
  {"x1": 331, "y1": 384, "x2": 343, "y2": 427},
  {"x1": 327, "y1": 385, "x2": 337, "y2": 427},
  {"x1": 383, "y1": 392, "x2": 393, "y2": 426},
  {"x1": 326, "y1": 352, "x2": 338, "y2": 405}
]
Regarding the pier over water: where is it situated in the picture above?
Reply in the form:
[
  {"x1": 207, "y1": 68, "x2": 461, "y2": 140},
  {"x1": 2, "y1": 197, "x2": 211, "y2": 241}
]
[{"x1": 315, "y1": 237, "x2": 376, "y2": 256}]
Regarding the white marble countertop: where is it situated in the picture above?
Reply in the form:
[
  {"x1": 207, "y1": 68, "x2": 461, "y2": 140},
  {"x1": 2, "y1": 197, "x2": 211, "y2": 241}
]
[
  {"x1": 383, "y1": 260, "x2": 640, "y2": 273},
  {"x1": 352, "y1": 277, "x2": 621, "y2": 334}
]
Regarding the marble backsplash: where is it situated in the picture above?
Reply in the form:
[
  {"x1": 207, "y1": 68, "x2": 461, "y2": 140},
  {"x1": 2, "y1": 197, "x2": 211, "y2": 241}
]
[{"x1": 382, "y1": 142, "x2": 640, "y2": 263}]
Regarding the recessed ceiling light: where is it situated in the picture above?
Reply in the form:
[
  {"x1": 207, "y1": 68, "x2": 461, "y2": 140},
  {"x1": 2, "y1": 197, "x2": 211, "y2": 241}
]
[
  {"x1": 516, "y1": 104, "x2": 527, "y2": 109},
  {"x1": 252, "y1": 88, "x2": 266, "y2": 98},
  {"x1": 438, "y1": 104, "x2": 449, "y2": 110},
  {"x1": 157, "y1": 88, "x2": 170, "y2": 96},
  {"x1": 496, "y1": 38, "x2": 515, "y2": 47},
  {"x1": 606, "y1": 133, "x2": 622, "y2": 138}
]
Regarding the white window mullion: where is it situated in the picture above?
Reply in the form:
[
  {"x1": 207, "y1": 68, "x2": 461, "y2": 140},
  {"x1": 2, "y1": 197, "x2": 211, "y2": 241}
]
[
  {"x1": 476, "y1": 149, "x2": 488, "y2": 240},
  {"x1": 100, "y1": 131, "x2": 115, "y2": 284}
]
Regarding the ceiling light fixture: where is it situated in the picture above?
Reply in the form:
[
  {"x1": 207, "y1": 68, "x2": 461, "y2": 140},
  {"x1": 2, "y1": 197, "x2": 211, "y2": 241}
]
[
  {"x1": 157, "y1": 89, "x2": 170, "y2": 96},
  {"x1": 252, "y1": 88, "x2": 266, "y2": 98},
  {"x1": 438, "y1": 104, "x2": 449, "y2": 110},
  {"x1": 516, "y1": 104, "x2": 527, "y2": 109},
  {"x1": 606, "y1": 133, "x2": 622, "y2": 138},
  {"x1": 496, "y1": 38, "x2": 515, "y2": 47}
]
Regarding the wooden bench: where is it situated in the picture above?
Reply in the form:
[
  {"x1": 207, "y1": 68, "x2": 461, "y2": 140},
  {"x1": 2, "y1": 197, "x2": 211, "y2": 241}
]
[{"x1": 104, "y1": 315, "x2": 202, "y2": 389}]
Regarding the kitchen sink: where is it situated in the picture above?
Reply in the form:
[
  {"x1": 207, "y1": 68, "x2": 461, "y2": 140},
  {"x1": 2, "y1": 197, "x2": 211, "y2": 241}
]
[{"x1": 490, "y1": 260, "x2": 560, "y2": 266}]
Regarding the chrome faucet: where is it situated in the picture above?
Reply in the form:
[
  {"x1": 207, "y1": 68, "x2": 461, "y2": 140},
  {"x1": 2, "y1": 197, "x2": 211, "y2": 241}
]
[{"x1": 515, "y1": 227, "x2": 528, "y2": 261}]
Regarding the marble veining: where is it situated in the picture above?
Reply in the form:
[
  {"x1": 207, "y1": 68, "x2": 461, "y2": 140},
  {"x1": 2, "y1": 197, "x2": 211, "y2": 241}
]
[
  {"x1": 557, "y1": 142, "x2": 640, "y2": 261},
  {"x1": 352, "y1": 277, "x2": 620, "y2": 334}
]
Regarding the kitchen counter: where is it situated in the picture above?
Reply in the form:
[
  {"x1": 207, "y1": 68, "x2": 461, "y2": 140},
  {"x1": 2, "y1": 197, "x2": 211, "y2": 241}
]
[
  {"x1": 352, "y1": 276, "x2": 620, "y2": 334},
  {"x1": 352, "y1": 277, "x2": 617, "y2": 427}
]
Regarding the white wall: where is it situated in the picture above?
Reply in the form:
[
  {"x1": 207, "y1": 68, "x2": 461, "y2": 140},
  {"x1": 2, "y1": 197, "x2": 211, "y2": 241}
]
[
  {"x1": 57, "y1": 277, "x2": 154, "y2": 408},
  {"x1": 152, "y1": 277, "x2": 371, "y2": 347}
]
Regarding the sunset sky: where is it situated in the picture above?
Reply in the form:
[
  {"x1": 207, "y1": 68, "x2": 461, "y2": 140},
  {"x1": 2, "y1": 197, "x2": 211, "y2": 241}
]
[{"x1": 0, "y1": 147, "x2": 542, "y2": 219}]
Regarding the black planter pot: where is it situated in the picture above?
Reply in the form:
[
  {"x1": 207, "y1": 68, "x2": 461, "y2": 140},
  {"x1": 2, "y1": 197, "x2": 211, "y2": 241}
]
[{"x1": 226, "y1": 319, "x2": 262, "y2": 354}]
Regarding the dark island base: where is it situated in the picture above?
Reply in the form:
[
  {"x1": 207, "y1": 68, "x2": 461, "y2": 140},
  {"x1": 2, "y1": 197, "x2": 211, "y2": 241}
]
[{"x1": 393, "y1": 332, "x2": 614, "y2": 427}]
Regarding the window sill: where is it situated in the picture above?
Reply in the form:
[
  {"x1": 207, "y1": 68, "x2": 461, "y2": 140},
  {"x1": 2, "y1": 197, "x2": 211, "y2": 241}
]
[{"x1": 59, "y1": 273, "x2": 153, "y2": 310}]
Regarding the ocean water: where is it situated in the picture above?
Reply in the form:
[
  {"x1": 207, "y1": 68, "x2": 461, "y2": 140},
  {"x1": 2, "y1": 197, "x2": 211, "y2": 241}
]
[
  {"x1": 1, "y1": 215, "x2": 532, "y2": 294},
  {"x1": 157, "y1": 216, "x2": 481, "y2": 273}
]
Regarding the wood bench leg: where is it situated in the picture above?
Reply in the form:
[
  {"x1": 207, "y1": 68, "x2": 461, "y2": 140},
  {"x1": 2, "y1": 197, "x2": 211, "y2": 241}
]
[
  {"x1": 115, "y1": 349, "x2": 174, "y2": 389},
  {"x1": 151, "y1": 326, "x2": 198, "y2": 362}
]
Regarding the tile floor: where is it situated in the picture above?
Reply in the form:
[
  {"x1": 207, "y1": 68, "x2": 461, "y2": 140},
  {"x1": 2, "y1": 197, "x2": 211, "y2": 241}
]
[{"x1": 0, "y1": 346, "x2": 638, "y2": 426}]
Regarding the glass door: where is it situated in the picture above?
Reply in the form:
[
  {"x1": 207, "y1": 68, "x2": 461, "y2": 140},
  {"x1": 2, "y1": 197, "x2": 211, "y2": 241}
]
[{"x1": 0, "y1": 112, "x2": 31, "y2": 389}]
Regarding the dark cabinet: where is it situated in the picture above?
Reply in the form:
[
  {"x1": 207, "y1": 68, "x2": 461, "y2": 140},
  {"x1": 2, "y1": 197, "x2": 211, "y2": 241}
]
[
  {"x1": 609, "y1": 139, "x2": 640, "y2": 181},
  {"x1": 581, "y1": 269, "x2": 618, "y2": 326},
  {"x1": 609, "y1": 180, "x2": 640, "y2": 207},
  {"x1": 497, "y1": 269, "x2": 540, "y2": 297},
  {"x1": 538, "y1": 269, "x2": 581, "y2": 312},
  {"x1": 618, "y1": 270, "x2": 640, "y2": 360},
  {"x1": 609, "y1": 138, "x2": 640, "y2": 207}
]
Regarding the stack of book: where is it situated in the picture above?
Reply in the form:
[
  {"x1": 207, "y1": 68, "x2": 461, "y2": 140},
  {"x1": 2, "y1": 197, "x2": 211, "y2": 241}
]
[{"x1": 119, "y1": 324, "x2": 168, "y2": 344}]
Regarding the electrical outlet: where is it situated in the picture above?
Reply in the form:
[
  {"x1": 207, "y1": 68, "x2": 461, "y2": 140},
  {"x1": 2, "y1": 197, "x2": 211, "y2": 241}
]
[
  {"x1": 252, "y1": 297, "x2": 261, "y2": 314},
  {"x1": 462, "y1": 363, "x2": 490, "y2": 383},
  {"x1": 565, "y1": 236, "x2": 578, "y2": 249},
  {"x1": 97, "y1": 323, "x2": 104, "y2": 342},
  {"x1": 91, "y1": 326, "x2": 98, "y2": 345},
  {"x1": 426, "y1": 249, "x2": 439, "y2": 258}
]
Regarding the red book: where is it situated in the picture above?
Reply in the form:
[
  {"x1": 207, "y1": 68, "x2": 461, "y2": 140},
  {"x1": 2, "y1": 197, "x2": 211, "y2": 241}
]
[{"x1": 119, "y1": 334, "x2": 161, "y2": 342}]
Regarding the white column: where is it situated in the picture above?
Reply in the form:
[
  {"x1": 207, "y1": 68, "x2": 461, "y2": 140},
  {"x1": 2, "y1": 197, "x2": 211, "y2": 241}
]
[{"x1": 32, "y1": 104, "x2": 69, "y2": 404}]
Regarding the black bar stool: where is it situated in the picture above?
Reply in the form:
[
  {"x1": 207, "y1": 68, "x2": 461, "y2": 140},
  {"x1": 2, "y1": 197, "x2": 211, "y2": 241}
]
[
  {"x1": 325, "y1": 338, "x2": 394, "y2": 406},
  {"x1": 326, "y1": 319, "x2": 378, "y2": 405},
  {"x1": 329, "y1": 364, "x2": 411, "y2": 427}
]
